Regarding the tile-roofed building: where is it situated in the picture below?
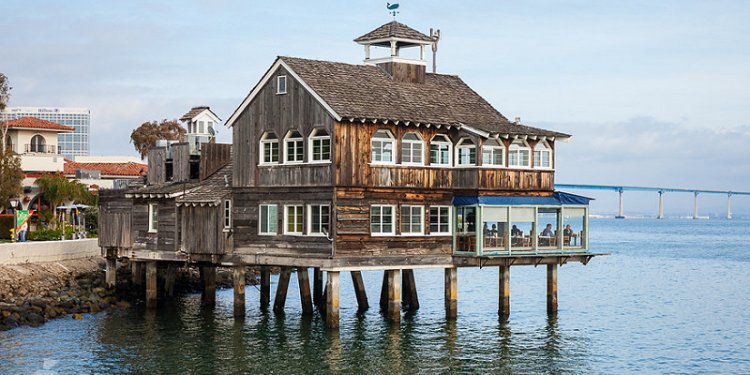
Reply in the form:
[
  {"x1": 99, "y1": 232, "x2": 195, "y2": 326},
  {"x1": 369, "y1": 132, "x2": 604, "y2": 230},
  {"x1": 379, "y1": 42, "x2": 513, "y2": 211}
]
[
  {"x1": 64, "y1": 160, "x2": 147, "y2": 177},
  {"x1": 4, "y1": 116, "x2": 75, "y2": 132}
]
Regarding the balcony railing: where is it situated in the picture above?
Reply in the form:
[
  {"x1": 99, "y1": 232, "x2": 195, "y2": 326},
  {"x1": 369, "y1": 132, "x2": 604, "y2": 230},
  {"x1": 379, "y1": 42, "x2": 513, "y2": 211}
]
[{"x1": 24, "y1": 144, "x2": 57, "y2": 154}]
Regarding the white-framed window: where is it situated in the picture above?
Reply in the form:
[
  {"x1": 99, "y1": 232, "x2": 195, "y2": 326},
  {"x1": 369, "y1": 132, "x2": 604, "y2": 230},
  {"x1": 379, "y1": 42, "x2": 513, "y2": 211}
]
[
  {"x1": 430, "y1": 134, "x2": 452, "y2": 166},
  {"x1": 401, "y1": 132, "x2": 424, "y2": 165},
  {"x1": 277, "y1": 75, "x2": 287, "y2": 94},
  {"x1": 284, "y1": 130, "x2": 304, "y2": 164},
  {"x1": 309, "y1": 129, "x2": 331, "y2": 162},
  {"x1": 371, "y1": 129, "x2": 395, "y2": 164},
  {"x1": 400, "y1": 205, "x2": 424, "y2": 235},
  {"x1": 260, "y1": 132, "x2": 279, "y2": 164},
  {"x1": 534, "y1": 140, "x2": 552, "y2": 169},
  {"x1": 509, "y1": 138, "x2": 531, "y2": 168},
  {"x1": 259, "y1": 204, "x2": 278, "y2": 235},
  {"x1": 223, "y1": 199, "x2": 232, "y2": 229},
  {"x1": 308, "y1": 204, "x2": 330, "y2": 236},
  {"x1": 456, "y1": 138, "x2": 476, "y2": 166},
  {"x1": 284, "y1": 205, "x2": 304, "y2": 235},
  {"x1": 198, "y1": 121, "x2": 205, "y2": 134},
  {"x1": 429, "y1": 206, "x2": 451, "y2": 235},
  {"x1": 482, "y1": 139, "x2": 505, "y2": 166},
  {"x1": 370, "y1": 205, "x2": 395, "y2": 235},
  {"x1": 148, "y1": 203, "x2": 158, "y2": 233}
]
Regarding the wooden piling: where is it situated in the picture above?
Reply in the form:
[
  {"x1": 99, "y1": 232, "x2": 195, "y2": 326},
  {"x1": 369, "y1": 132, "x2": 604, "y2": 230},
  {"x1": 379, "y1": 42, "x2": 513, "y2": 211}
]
[
  {"x1": 273, "y1": 267, "x2": 292, "y2": 314},
  {"x1": 164, "y1": 263, "x2": 176, "y2": 298},
  {"x1": 379, "y1": 271, "x2": 388, "y2": 310},
  {"x1": 350, "y1": 271, "x2": 369, "y2": 311},
  {"x1": 105, "y1": 257, "x2": 117, "y2": 288},
  {"x1": 297, "y1": 267, "x2": 314, "y2": 316},
  {"x1": 499, "y1": 266, "x2": 510, "y2": 317},
  {"x1": 326, "y1": 271, "x2": 340, "y2": 329},
  {"x1": 401, "y1": 269, "x2": 419, "y2": 311},
  {"x1": 201, "y1": 265, "x2": 217, "y2": 306},
  {"x1": 260, "y1": 266, "x2": 271, "y2": 310},
  {"x1": 547, "y1": 263, "x2": 558, "y2": 313},
  {"x1": 386, "y1": 269, "x2": 401, "y2": 322},
  {"x1": 313, "y1": 268, "x2": 323, "y2": 307},
  {"x1": 146, "y1": 261, "x2": 157, "y2": 309},
  {"x1": 234, "y1": 265, "x2": 246, "y2": 318},
  {"x1": 132, "y1": 261, "x2": 144, "y2": 286},
  {"x1": 444, "y1": 267, "x2": 458, "y2": 319}
]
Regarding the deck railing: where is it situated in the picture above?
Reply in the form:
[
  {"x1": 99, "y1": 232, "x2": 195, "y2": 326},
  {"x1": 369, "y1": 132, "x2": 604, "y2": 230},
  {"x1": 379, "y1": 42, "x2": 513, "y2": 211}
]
[{"x1": 24, "y1": 144, "x2": 57, "y2": 154}]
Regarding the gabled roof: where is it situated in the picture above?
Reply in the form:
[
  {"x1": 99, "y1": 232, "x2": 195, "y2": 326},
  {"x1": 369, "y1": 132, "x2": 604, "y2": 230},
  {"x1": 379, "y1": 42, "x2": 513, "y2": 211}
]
[
  {"x1": 3, "y1": 117, "x2": 75, "y2": 132},
  {"x1": 180, "y1": 106, "x2": 221, "y2": 122},
  {"x1": 354, "y1": 21, "x2": 434, "y2": 44},
  {"x1": 64, "y1": 160, "x2": 147, "y2": 177},
  {"x1": 177, "y1": 161, "x2": 232, "y2": 206}
]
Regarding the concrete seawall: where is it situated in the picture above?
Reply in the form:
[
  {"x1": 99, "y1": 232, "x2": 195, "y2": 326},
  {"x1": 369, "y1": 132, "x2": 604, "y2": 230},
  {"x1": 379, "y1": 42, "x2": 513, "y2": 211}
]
[{"x1": 0, "y1": 239, "x2": 100, "y2": 266}]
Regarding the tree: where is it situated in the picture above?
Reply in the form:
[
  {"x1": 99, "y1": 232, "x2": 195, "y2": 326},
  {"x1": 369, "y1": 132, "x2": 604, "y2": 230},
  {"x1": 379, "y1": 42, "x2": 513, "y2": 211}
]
[
  {"x1": 0, "y1": 149, "x2": 23, "y2": 212},
  {"x1": 34, "y1": 173, "x2": 94, "y2": 229},
  {"x1": 1, "y1": 73, "x2": 13, "y2": 153},
  {"x1": 130, "y1": 119, "x2": 186, "y2": 159}
]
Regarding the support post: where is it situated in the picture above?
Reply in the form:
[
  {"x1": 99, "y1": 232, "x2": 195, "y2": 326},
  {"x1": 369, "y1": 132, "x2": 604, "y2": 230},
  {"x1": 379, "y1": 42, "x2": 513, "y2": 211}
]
[
  {"x1": 351, "y1": 271, "x2": 369, "y2": 311},
  {"x1": 547, "y1": 263, "x2": 558, "y2": 313},
  {"x1": 146, "y1": 261, "x2": 157, "y2": 309},
  {"x1": 273, "y1": 267, "x2": 291, "y2": 314},
  {"x1": 164, "y1": 263, "x2": 177, "y2": 298},
  {"x1": 260, "y1": 266, "x2": 271, "y2": 309},
  {"x1": 616, "y1": 190, "x2": 625, "y2": 219},
  {"x1": 105, "y1": 256, "x2": 117, "y2": 288},
  {"x1": 132, "y1": 261, "x2": 144, "y2": 286},
  {"x1": 499, "y1": 266, "x2": 510, "y2": 317},
  {"x1": 201, "y1": 265, "x2": 216, "y2": 306},
  {"x1": 657, "y1": 191, "x2": 665, "y2": 219},
  {"x1": 693, "y1": 192, "x2": 699, "y2": 220},
  {"x1": 401, "y1": 269, "x2": 419, "y2": 311},
  {"x1": 313, "y1": 268, "x2": 323, "y2": 307},
  {"x1": 298, "y1": 267, "x2": 314, "y2": 316},
  {"x1": 326, "y1": 271, "x2": 340, "y2": 329},
  {"x1": 444, "y1": 267, "x2": 458, "y2": 319},
  {"x1": 386, "y1": 269, "x2": 401, "y2": 322},
  {"x1": 727, "y1": 193, "x2": 732, "y2": 220},
  {"x1": 379, "y1": 271, "x2": 389, "y2": 311},
  {"x1": 233, "y1": 265, "x2": 246, "y2": 318}
]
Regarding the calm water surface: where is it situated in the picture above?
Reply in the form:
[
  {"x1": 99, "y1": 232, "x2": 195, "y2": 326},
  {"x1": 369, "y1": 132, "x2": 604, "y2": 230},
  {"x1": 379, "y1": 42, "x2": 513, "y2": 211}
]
[{"x1": 2, "y1": 219, "x2": 750, "y2": 374}]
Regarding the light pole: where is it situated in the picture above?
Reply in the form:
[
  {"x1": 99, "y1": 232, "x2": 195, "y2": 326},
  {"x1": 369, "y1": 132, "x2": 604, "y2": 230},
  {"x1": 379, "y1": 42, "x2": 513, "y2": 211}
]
[{"x1": 9, "y1": 198, "x2": 19, "y2": 241}]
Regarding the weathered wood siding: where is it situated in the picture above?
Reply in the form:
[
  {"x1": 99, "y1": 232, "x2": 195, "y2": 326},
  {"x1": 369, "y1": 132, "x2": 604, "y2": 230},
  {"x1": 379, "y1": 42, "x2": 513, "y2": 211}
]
[
  {"x1": 171, "y1": 143, "x2": 190, "y2": 182},
  {"x1": 147, "y1": 148, "x2": 167, "y2": 185},
  {"x1": 199, "y1": 143, "x2": 232, "y2": 181},
  {"x1": 132, "y1": 198, "x2": 177, "y2": 252},
  {"x1": 98, "y1": 189, "x2": 132, "y2": 248},
  {"x1": 377, "y1": 61, "x2": 425, "y2": 84},
  {"x1": 180, "y1": 205, "x2": 226, "y2": 255},
  {"x1": 232, "y1": 66, "x2": 335, "y2": 188}
]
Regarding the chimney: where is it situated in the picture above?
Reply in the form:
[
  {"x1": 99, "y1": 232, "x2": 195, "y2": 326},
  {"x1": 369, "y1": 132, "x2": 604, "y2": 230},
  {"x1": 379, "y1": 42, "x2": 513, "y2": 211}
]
[{"x1": 515, "y1": 117, "x2": 521, "y2": 124}]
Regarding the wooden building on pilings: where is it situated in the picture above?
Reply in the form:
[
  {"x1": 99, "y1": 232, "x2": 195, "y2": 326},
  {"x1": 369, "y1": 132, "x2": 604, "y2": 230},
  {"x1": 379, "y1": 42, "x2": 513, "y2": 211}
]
[{"x1": 98, "y1": 21, "x2": 603, "y2": 328}]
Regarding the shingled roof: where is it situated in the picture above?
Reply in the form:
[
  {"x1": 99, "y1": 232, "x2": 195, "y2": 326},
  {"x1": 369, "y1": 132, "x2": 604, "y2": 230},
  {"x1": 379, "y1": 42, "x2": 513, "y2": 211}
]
[
  {"x1": 354, "y1": 21, "x2": 434, "y2": 44},
  {"x1": 180, "y1": 106, "x2": 221, "y2": 122},
  {"x1": 278, "y1": 57, "x2": 568, "y2": 138},
  {"x1": 3, "y1": 117, "x2": 75, "y2": 132},
  {"x1": 177, "y1": 161, "x2": 232, "y2": 205}
]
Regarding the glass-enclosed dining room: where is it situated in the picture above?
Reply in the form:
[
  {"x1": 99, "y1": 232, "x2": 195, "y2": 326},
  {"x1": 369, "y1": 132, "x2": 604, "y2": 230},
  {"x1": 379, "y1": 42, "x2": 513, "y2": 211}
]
[{"x1": 453, "y1": 193, "x2": 591, "y2": 256}]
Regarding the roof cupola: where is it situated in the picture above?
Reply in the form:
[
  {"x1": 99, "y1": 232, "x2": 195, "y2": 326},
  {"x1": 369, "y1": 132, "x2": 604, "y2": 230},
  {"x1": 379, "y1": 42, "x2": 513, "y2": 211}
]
[{"x1": 354, "y1": 21, "x2": 436, "y2": 84}]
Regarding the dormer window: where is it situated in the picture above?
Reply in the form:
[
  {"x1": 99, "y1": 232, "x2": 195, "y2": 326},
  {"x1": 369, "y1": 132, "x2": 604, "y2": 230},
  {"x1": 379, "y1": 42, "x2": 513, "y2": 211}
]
[
  {"x1": 534, "y1": 141, "x2": 552, "y2": 169},
  {"x1": 371, "y1": 129, "x2": 395, "y2": 164},
  {"x1": 482, "y1": 139, "x2": 505, "y2": 167},
  {"x1": 509, "y1": 138, "x2": 531, "y2": 168},
  {"x1": 456, "y1": 138, "x2": 476, "y2": 166},
  {"x1": 260, "y1": 131, "x2": 279, "y2": 164},
  {"x1": 277, "y1": 75, "x2": 287, "y2": 95},
  {"x1": 430, "y1": 134, "x2": 452, "y2": 166},
  {"x1": 284, "y1": 130, "x2": 304, "y2": 164},
  {"x1": 310, "y1": 129, "x2": 331, "y2": 162},
  {"x1": 401, "y1": 132, "x2": 424, "y2": 165}
]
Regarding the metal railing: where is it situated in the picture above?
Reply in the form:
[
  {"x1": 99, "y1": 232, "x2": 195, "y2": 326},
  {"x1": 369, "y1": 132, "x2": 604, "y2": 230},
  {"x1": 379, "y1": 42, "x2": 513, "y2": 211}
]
[{"x1": 24, "y1": 144, "x2": 57, "y2": 154}]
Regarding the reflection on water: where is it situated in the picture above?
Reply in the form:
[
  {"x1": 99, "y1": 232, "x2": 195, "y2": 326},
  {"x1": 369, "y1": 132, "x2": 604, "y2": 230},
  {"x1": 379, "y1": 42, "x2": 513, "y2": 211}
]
[{"x1": 2, "y1": 219, "x2": 750, "y2": 374}]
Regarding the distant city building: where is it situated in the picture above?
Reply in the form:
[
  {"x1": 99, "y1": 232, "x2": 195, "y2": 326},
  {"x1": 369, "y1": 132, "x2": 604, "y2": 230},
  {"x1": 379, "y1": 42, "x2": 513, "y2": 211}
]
[{"x1": 1, "y1": 106, "x2": 90, "y2": 157}]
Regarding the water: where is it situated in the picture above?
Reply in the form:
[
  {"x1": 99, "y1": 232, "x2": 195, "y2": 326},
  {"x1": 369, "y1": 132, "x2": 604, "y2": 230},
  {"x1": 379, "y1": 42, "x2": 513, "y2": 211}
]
[{"x1": 2, "y1": 219, "x2": 750, "y2": 374}]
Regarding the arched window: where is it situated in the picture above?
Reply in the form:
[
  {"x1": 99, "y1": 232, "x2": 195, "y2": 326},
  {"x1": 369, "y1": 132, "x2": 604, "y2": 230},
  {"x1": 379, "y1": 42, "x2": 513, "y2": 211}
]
[
  {"x1": 534, "y1": 141, "x2": 552, "y2": 169},
  {"x1": 284, "y1": 130, "x2": 304, "y2": 163},
  {"x1": 430, "y1": 134, "x2": 452, "y2": 166},
  {"x1": 309, "y1": 129, "x2": 330, "y2": 162},
  {"x1": 482, "y1": 139, "x2": 505, "y2": 166},
  {"x1": 456, "y1": 138, "x2": 476, "y2": 166},
  {"x1": 260, "y1": 131, "x2": 279, "y2": 164},
  {"x1": 30, "y1": 135, "x2": 46, "y2": 153},
  {"x1": 508, "y1": 138, "x2": 531, "y2": 168},
  {"x1": 371, "y1": 129, "x2": 395, "y2": 164},
  {"x1": 401, "y1": 132, "x2": 424, "y2": 165}
]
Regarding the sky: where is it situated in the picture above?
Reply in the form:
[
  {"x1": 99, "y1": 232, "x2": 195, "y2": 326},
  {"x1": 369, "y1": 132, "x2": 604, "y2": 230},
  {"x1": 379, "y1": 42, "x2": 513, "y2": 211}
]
[{"x1": 2, "y1": 0, "x2": 749, "y2": 215}]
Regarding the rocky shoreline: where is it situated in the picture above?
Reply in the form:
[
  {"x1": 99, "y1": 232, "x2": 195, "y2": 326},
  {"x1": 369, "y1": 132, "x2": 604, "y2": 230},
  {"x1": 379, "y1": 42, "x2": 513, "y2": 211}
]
[{"x1": 0, "y1": 258, "x2": 260, "y2": 331}]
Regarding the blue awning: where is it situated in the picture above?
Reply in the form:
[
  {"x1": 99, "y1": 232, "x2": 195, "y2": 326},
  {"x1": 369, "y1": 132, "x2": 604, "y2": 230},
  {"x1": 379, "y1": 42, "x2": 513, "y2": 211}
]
[{"x1": 453, "y1": 191, "x2": 593, "y2": 206}]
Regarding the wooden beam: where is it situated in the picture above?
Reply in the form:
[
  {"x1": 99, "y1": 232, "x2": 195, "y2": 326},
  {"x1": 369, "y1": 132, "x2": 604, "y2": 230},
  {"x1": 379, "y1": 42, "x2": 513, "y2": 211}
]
[
  {"x1": 105, "y1": 257, "x2": 117, "y2": 288},
  {"x1": 499, "y1": 266, "x2": 510, "y2": 317},
  {"x1": 379, "y1": 271, "x2": 388, "y2": 311},
  {"x1": 234, "y1": 265, "x2": 246, "y2": 318},
  {"x1": 201, "y1": 265, "x2": 217, "y2": 306},
  {"x1": 164, "y1": 263, "x2": 177, "y2": 298},
  {"x1": 401, "y1": 269, "x2": 419, "y2": 311},
  {"x1": 146, "y1": 261, "x2": 157, "y2": 309},
  {"x1": 444, "y1": 267, "x2": 457, "y2": 319},
  {"x1": 260, "y1": 266, "x2": 271, "y2": 310},
  {"x1": 132, "y1": 261, "x2": 144, "y2": 287},
  {"x1": 386, "y1": 269, "x2": 401, "y2": 322},
  {"x1": 297, "y1": 267, "x2": 314, "y2": 316},
  {"x1": 273, "y1": 267, "x2": 292, "y2": 314},
  {"x1": 547, "y1": 263, "x2": 558, "y2": 313},
  {"x1": 351, "y1": 271, "x2": 369, "y2": 312},
  {"x1": 313, "y1": 268, "x2": 323, "y2": 307},
  {"x1": 326, "y1": 271, "x2": 340, "y2": 329}
]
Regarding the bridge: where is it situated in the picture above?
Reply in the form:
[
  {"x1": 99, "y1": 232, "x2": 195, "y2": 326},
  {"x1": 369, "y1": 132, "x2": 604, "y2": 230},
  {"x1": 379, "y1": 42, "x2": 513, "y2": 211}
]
[{"x1": 555, "y1": 184, "x2": 750, "y2": 219}]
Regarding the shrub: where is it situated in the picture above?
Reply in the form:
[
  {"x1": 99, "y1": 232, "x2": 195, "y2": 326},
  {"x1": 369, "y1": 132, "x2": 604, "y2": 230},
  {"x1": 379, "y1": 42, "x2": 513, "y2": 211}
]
[{"x1": 27, "y1": 227, "x2": 77, "y2": 241}]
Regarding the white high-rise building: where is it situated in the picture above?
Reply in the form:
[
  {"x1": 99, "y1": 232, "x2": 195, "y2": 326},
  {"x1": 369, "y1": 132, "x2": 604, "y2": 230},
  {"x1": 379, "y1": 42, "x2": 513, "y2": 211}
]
[{"x1": 0, "y1": 106, "x2": 90, "y2": 157}]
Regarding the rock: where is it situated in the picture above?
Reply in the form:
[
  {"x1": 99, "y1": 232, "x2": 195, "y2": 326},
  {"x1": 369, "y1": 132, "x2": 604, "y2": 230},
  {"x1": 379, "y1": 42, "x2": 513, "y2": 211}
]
[
  {"x1": 30, "y1": 305, "x2": 44, "y2": 314},
  {"x1": 2, "y1": 317, "x2": 19, "y2": 329},
  {"x1": 29, "y1": 298, "x2": 47, "y2": 308},
  {"x1": 72, "y1": 314, "x2": 83, "y2": 320},
  {"x1": 92, "y1": 287, "x2": 107, "y2": 296},
  {"x1": 116, "y1": 301, "x2": 131, "y2": 309},
  {"x1": 47, "y1": 290, "x2": 59, "y2": 298},
  {"x1": 25, "y1": 312, "x2": 45, "y2": 327}
]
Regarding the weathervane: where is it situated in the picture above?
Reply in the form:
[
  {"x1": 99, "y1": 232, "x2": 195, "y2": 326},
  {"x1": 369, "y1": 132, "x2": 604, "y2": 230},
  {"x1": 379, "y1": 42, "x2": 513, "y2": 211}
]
[{"x1": 387, "y1": 3, "x2": 399, "y2": 18}]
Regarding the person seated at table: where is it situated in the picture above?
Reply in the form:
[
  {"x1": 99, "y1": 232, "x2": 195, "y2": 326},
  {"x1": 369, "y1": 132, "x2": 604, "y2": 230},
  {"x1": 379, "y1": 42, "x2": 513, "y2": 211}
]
[
  {"x1": 563, "y1": 224, "x2": 574, "y2": 245},
  {"x1": 511, "y1": 225, "x2": 522, "y2": 236},
  {"x1": 540, "y1": 224, "x2": 554, "y2": 246}
]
